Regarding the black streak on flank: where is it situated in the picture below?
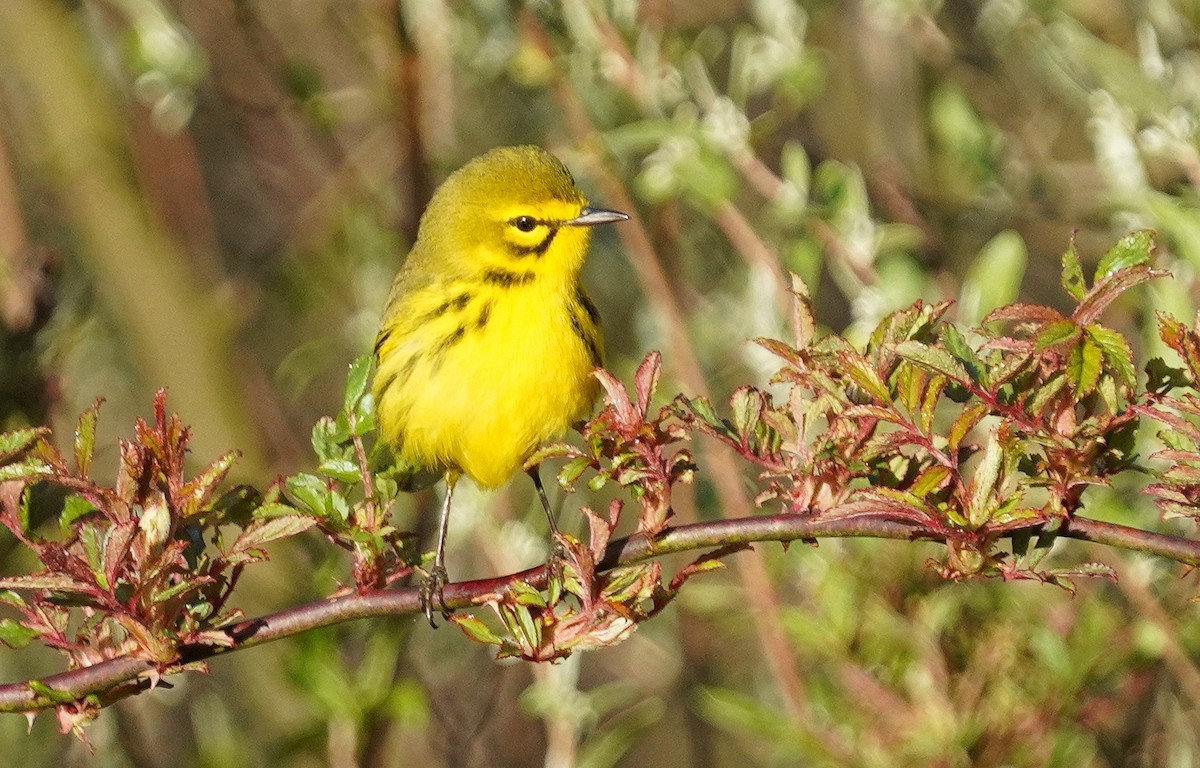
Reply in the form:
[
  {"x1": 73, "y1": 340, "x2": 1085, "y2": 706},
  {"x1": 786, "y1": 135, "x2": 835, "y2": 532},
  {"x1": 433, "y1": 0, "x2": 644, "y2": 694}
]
[
  {"x1": 376, "y1": 370, "x2": 398, "y2": 397},
  {"x1": 510, "y1": 226, "x2": 559, "y2": 258},
  {"x1": 475, "y1": 301, "x2": 493, "y2": 331},
  {"x1": 436, "y1": 326, "x2": 466, "y2": 357},
  {"x1": 418, "y1": 291, "x2": 473, "y2": 325},
  {"x1": 400, "y1": 353, "x2": 420, "y2": 380},
  {"x1": 569, "y1": 310, "x2": 602, "y2": 368},
  {"x1": 428, "y1": 326, "x2": 465, "y2": 375},
  {"x1": 373, "y1": 328, "x2": 392, "y2": 357},
  {"x1": 379, "y1": 353, "x2": 420, "y2": 395},
  {"x1": 576, "y1": 285, "x2": 600, "y2": 325},
  {"x1": 483, "y1": 269, "x2": 535, "y2": 287}
]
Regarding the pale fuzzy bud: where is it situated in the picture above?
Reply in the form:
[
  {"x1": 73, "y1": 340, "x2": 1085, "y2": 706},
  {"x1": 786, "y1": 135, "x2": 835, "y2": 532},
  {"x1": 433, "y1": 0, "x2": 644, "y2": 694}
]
[{"x1": 138, "y1": 493, "x2": 171, "y2": 549}]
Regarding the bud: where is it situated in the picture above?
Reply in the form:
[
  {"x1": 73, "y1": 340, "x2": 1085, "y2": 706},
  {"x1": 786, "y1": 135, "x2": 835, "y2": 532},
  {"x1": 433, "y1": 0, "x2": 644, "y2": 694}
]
[{"x1": 138, "y1": 493, "x2": 171, "y2": 549}]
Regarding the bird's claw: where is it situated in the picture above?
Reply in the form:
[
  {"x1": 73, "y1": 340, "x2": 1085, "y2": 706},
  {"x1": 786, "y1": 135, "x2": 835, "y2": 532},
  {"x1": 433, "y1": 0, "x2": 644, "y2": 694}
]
[
  {"x1": 547, "y1": 535, "x2": 569, "y2": 587},
  {"x1": 419, "y1": 565, "x2": 450, "y2": 628}
]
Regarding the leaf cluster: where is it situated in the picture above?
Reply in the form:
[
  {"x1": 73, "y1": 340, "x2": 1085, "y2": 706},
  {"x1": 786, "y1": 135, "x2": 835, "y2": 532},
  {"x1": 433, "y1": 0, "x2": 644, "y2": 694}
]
[
  {"x1": 672, "y1": 232, "x2": 1166, "y2": 587},
  {"x1": 0, "y1": 391, "x2": 307, "y2": 737}
]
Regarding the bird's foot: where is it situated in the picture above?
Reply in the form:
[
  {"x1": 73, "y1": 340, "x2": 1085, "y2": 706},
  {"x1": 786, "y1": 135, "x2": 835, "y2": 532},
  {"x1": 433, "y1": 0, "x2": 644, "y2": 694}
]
[
  {"x1": 546, "y1": 535, "x2": 570, "y2": 593},
  {"x1": 419, "y1": 565, "x2": 450, "y2": 628}
]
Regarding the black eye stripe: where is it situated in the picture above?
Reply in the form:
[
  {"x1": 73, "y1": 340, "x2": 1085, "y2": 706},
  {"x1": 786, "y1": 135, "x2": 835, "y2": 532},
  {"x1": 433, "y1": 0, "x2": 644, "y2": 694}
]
[{"x1": 508, "y1": 225, "x2": 559, "y2": 258}]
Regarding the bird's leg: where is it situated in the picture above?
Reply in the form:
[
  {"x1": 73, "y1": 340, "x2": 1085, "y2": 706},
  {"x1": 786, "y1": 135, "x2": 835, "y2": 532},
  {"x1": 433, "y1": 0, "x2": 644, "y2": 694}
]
[
  {"x1": 529, "y1": 465, "x2": 560, "y2": 537},
  {"x1": 528, "y1": 466, "x2": 568, "y2": 581},
  {"x1": 420, "y1": 470, "x2": 459, "y2": 628}
]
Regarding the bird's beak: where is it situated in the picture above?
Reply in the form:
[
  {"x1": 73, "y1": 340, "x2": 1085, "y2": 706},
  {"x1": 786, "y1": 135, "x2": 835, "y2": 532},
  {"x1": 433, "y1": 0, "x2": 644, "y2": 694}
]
[{"x1": 566, "y1": 206, "x2": 630, "y2": 227}]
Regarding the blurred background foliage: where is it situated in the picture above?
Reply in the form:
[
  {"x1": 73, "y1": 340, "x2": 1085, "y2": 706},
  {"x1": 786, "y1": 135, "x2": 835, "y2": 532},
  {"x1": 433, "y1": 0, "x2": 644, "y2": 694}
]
[{"x1": 2, "y1": 0, "x2": 1200, "y2": 765}]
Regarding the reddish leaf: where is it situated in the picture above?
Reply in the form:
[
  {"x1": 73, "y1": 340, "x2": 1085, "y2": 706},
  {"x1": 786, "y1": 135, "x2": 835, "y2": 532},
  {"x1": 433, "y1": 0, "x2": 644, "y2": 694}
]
[
  {"x1": 593, "y1": 368, "x2": 638, "y2": 432},
  {"x1": 1073, "y1": 264, "x2": 1167, "y2": 325},
  {"x1": 632, "y1": 351, "x2": 662, "y2": 417},
  {"x1": 984, "y1": 303, "x2": 1068, "y2": 327},
  {"x1": 0, "y1": 573, "x2": 97, "y2": 594}
]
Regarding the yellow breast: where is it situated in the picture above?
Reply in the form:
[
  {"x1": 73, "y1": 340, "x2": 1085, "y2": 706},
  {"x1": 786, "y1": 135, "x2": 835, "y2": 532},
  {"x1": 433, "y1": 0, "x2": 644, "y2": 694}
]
[{"x1": 374, "y1": 272, "x2": 602, "y2": 488}]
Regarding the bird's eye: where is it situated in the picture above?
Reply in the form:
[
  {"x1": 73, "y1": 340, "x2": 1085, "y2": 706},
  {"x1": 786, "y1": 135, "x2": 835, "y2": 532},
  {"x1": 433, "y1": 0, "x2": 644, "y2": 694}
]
[{"x1": 512, "y1": 216, "x2": 537, "y2": 232}]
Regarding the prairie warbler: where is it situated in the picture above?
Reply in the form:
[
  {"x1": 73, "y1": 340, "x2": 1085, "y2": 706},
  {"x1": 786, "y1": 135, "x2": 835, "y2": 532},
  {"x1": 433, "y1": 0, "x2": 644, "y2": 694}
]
[{"x1": 372, "y1": 145, "x2": 627, "y2": 623}]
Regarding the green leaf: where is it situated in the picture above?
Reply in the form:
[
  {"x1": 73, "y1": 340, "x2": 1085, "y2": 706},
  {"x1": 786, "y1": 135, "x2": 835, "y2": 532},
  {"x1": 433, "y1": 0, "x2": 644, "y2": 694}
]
[
  {"x1": 1027, "y1": 373, "x2": 1067, "y2": 416},
  {"x1": 318, "y1": 458, "x2": 362, "y2": 484},
  {"x1": 968, "y1": 428, "x2": 1004, "y2": 527},
  {"x1": 729, "y1": 387, "x2": 767, "y2": 442},
  {"x1": 0, "y1": 590, "x2": 26, "y2": 608},
  {"x1": 351, "y1": 393, "x2": 376, "y2": 436},
  {"x1": 253, "y1": 502, "x2": 299, "y2": 519},
  {"x1": 1067, "y1": 337, "x2": 1103, "y2": 398},
  {"x1": 511, "y1": 580, "x2": 547, "y2": 608},
  {"x1": 894, "y1": 341, "x2": 970, "y2": 385},
  {"x1": 991, "y1": 494, "x2": 1038, "y2": 526},
  {"x1": 227, "y1": 515, "x2": 319, "y2": 560},
  {"x1": 58, "y1": 495, "x2": 98, "y2": 533},
  {"x1": 1086, "y1": 325, "x2": 1136, "y2": 387},
  {"x1": 0, "y1": 458, "x2": 53, "y2": 483},
  {"x1": 344, "y1": 355, "x2": 374, "y2": 413},
  {"x1": 502, "y1": 602, "x2": 541, "y2": 651},
  {"x1": 73, "y1": 400, "x2": 103, "y2": 477},
  {"x1": 527, "y1": 442, "x2": 582, "y2": 467},
  {"x1": 840, "y1": 351, "x2": 892, "y2": 403},
  {"x1": 0, "y1": 618, "x2": 38, "y2": 649},
  {"x1": 285, "y1": 473, "x2": 332, "y2": 518},
  {"x1": 557, "y1": 456, "x2": 593, "y2": 489},
  {"x1": 79, "y1": 526, "x2": 110, "y2": 590},
  {"x1": 680, "y1": 396, "x2": 737, "y2": 442},
  {"x1": 941, "y1": 324, "x2": 984, "y2": 384},
  {"x1": 1035, "y1": 319, "x2": 1081, "y2": 350},
  {"x1": 910, "y1": 465, "x2": 952, "y2": 498},
  {"x1": 1060, "y1": 238, "x2": 1086, "y2": 300},
  {"x1": 152, "y1": 578, "x2": 200, "y2": 605},
  {"x1": 948, "y1": 402, "x2": 989, "y2": 454},
  {"x1": 1094, "y1": 230, "x2": 1153, "y2": 281},
  {"x1": 311, "y1": 416, "x2": 349, "y2": 461},
  {"x1": 0, "y1": 427, "x2": 45, "y2": 461},
  {"x1": 452, "y1": 615, "x2": 503, "y2": 645}
]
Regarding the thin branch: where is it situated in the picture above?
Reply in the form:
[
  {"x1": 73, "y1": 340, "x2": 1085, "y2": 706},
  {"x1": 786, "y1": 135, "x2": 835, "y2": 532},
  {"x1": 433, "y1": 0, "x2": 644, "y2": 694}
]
[{"x1": 1, "y1": 511, "x2": 1194, "y2": 715}]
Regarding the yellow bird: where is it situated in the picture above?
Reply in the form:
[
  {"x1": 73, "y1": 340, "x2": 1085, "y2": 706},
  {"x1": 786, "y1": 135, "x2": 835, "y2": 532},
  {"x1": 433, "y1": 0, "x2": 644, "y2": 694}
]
[{"x1": 372, "y1": 145, "x2": 627, "y2": 623}]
